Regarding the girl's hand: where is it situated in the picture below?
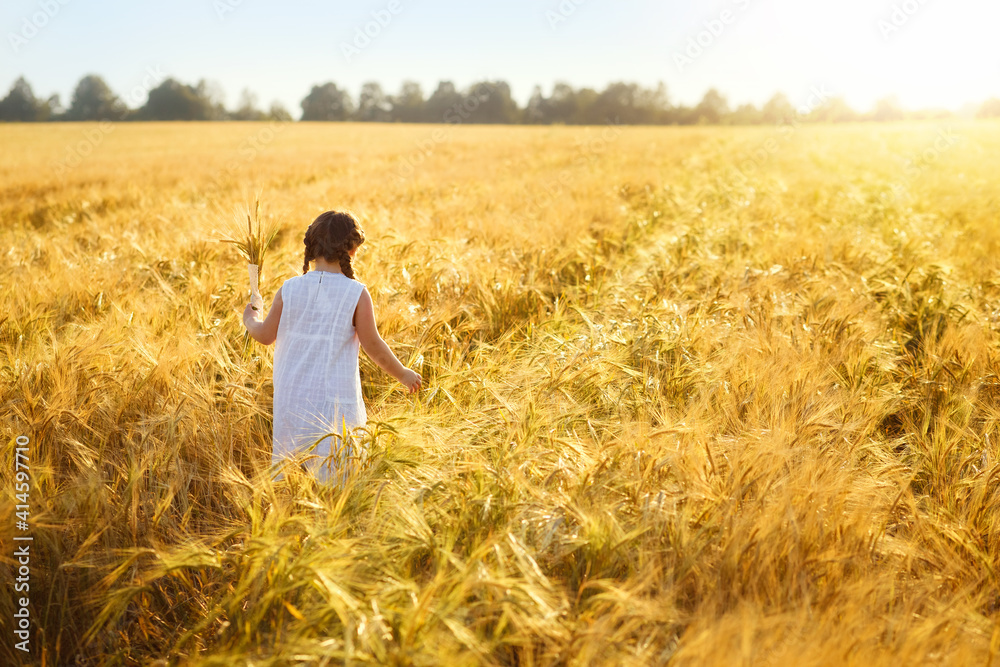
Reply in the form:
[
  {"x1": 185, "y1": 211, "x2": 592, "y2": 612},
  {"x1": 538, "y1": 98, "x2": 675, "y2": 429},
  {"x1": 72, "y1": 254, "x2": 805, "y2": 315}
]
[
  {"x1": 242, "y1": 303, "x2": 259, "y2": 328},
  {"x1": 400, "y1": 369, "x2": 422, "y2": 394},
  {"x1": 241, "y1": 287, "x2": 282, "y2": 345}
]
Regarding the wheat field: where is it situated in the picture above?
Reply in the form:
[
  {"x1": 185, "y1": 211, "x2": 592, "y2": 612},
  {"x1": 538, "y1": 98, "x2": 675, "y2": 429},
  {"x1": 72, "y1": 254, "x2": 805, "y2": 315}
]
[{"x1": 2, "y1": 120, "x2": 1000, "y2": 665}]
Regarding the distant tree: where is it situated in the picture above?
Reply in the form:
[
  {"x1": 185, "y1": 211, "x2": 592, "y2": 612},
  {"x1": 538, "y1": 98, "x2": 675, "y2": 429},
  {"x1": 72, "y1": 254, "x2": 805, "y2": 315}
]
[
  {"x1": 730, "y1": 103, "x2": 763, "y2": 125},
  {"x1": 871, "y1": 95, "x2": 904, "y2": 122},
  {"x1": 977, "y1": 98, "x2": 1000, "y2": 119},
  {"x1": 390, "y1": 80, "x2": 425, "y2": 122},
  {"x1": 424, "y1": 81, "x2": 465, "y2": 122},
  {"x1": 761, "y1": 93, "x2": 797, "y2": 124},
  {"x1": 463, "y1": 80, "x2": 520, "y2": 124},
  {"x1": 230, "y1": 88, "x2": 268, "y2": 121},
  {"x1": 0, "y1": 77, "x2": 46, "y2": 121},
  {"x1": 548, "y1": 82, "x2": 581, "y2": 124},
  {"x1": 694, "y1": 88, "x2": 729, "y2": 124},
  {"x1": 663, "y1": 104, "x2": 695, "y2": 125},
  {"x1": 66, "y1": 75, "x2": 125, "y2": 121},
  {"x1": 137, "y1": 78, "x2": 218, "y2": 120},
  {"x1": 268, "y1": 102, "x2": 293, "y2": 122},
  {"x1": 355, "y1": 82, "x2": 392, "y2": 122},
  {"x1": 523, "y1": 85, "x2": 548, "y2": 124},
  {"x1": 571, "y1": 87, "x2": 599, "y2": 124},
  {"x1": 587, "y1": 82, "x2": 639, "y2": 124},
  {"x1": 42, "y1": 93, "x2": 63, "y2": 120},
  {"x1": 808, "y1": 96, "x2": 859, "y2": 123},
  {"x1": 197, "y1": 80, "x2": 229, "y2": 120},
  {"x1": 301, "y1": 82, "x2": 354, "y2": 121},
  {"x1": 636, "y1": 83, "x2": 671, "y2": 124}
]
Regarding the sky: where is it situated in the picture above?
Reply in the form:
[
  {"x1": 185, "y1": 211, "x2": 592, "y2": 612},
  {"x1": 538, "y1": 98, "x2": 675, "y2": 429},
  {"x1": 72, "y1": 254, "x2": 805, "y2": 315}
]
[{"x1": 2, "y1": 0, "x2": 999, "y2": 116}]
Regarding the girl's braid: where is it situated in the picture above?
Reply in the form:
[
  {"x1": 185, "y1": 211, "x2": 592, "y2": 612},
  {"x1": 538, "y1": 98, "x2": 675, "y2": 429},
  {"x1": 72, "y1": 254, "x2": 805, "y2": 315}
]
[{"x1": 332, "y1": 245, "x2": 355, "y2": 280}]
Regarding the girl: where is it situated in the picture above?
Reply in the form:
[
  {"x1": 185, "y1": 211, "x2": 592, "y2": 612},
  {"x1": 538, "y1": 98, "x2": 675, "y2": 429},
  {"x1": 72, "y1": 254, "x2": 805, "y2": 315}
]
[{"x1": 242, "y1": 210, "x2": 421, "y2": 482}]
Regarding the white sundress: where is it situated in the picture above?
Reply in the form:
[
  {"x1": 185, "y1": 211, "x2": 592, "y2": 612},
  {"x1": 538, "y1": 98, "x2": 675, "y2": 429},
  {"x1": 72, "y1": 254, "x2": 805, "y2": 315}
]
[{"x1": 272, "y1": 270, "x2": 368, "y2": 483}]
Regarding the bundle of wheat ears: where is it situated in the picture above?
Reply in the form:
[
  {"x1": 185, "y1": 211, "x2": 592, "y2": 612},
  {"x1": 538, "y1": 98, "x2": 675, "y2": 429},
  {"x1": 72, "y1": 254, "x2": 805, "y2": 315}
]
[{"x1": 220, "y1": 197, "x2": 280, "y2": 314}]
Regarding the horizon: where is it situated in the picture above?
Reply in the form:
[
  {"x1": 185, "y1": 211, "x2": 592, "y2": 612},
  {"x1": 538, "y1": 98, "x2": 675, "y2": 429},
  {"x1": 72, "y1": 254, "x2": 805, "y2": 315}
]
[{"x1": 3, "y1": 0, "x2": 999, "y2": 118}]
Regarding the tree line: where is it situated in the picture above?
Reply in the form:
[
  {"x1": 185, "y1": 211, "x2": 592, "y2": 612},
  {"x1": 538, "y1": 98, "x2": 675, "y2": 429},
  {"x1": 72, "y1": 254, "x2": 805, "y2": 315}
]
[{"x1": 3, "y1": 74, "x2": 1000, "y2": 124}]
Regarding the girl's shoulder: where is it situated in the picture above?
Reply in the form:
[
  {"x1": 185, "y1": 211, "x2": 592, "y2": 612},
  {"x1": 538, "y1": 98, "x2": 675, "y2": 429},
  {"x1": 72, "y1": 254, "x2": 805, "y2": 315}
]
[
  {"x1": 276, "y1": 274, "x2": 307, "y2": 301},
  {"x1": 280, "y1": 273, "x2": 310, "y2": 289},
  {"x1": 341, "y1": 276, "x2": 367, "y2": 300}
]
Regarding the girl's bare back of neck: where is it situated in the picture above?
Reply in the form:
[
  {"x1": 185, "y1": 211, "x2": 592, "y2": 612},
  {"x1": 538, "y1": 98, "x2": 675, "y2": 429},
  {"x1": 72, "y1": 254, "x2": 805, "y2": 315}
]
[{"x1": 312, "y1": 257, "x2": 345, "y2": 274}]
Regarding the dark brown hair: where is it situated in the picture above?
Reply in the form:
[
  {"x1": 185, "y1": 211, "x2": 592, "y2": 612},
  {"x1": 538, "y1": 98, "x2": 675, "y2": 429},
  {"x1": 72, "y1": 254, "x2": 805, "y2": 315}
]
[{"x1": 302, "y1": 211, "x2": 365, "y2": 279}]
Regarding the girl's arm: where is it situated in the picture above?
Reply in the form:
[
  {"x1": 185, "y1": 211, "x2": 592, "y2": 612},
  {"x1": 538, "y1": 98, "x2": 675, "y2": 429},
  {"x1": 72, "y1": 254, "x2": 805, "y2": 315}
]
[
  {"x1": 243, "y1": 287, "x2": 283, "y2": 346},
  {"x1": 354, "y1": 287, "x2": 422, "y2": 393}
]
